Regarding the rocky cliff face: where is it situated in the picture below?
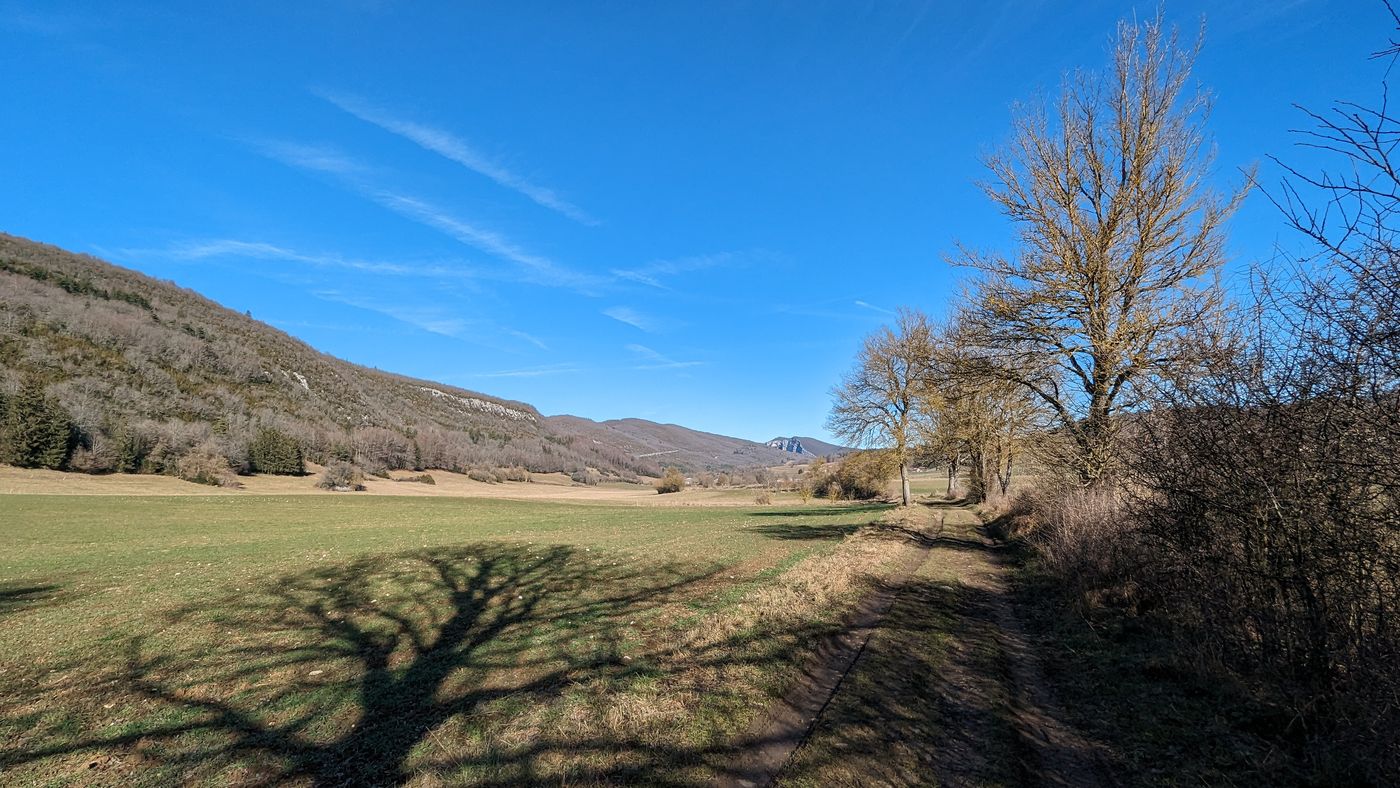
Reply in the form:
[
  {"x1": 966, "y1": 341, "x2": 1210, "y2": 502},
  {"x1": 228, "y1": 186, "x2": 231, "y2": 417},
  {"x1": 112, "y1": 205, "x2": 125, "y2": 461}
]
[
  {"x1": 766, "y1": 437, "x2": 809, "y2": 454},
  {"x1": 764, "y1": 436, "x2": 853, "y2": 458}
]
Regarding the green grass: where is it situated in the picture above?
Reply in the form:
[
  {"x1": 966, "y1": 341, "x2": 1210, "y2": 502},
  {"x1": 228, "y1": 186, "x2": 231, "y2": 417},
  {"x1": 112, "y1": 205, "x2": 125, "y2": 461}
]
[
  {"x1": 907, "y1": 470, "x2": 951, "y2": 499},
  {"x1": 0, "y1": 494, "x2": 894, "y2": 785}
]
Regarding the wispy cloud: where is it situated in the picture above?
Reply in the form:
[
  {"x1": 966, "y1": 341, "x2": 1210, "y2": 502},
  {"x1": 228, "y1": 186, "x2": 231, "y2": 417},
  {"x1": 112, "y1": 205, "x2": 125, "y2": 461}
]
[
  {"x1": 603, "y1": 306, "x2": 661, "y2": 332},
  {"x1": 854, "y1": 299, "x2": 897, "y2": 316},
  {"x1": 610, "y1": 251, "x2": 758, "y2": 290},
  {"x1": 626, "y1": 343, "x2": 703, "y2": 370},
  {"x1": 318, "y1": 293, "x2": 470, "y2": 338},
  {"x1": 253, "y1": 139, "x2": 602, "y2": 291},
  {"x1": 503, "y1": 328, "x2": 549, "y2": 351},
  {"x1": 319, "y1": 90, "x2": 598, "y2": 225},
  {"x1": 371, "y1": 191, "x2": 600, "y2": 289},
  {"x1": 313, "y1": 290, "x2": 541, "y2": 352},
  {"x1": 255, "y1": 140, "x2": 370, "y2": 178},
  {"x1": 136, "y1": 238, "x2": 485, "y2": 282},
  {"x1": 471, "y1": 363, "x2": 582, "y2": 379}
]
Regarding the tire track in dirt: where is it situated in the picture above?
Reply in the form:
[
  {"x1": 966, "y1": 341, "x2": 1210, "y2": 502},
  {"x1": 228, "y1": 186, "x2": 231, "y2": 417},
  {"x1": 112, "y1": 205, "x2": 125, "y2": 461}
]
[
  {"x1": 714, "y1": 517, "x2": 935, "y2": 788},
  {"x1": 718, "y1": 502, "x2": 1112, "y2": 788},
  {"x1": 971, "y1": 520, "x2": 1115, "y2": 787}
]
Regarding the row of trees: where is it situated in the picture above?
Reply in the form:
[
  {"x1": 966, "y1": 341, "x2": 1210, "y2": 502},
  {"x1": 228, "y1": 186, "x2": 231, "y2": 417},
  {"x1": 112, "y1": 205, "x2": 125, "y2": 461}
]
[
  {"x1": 2, "y1": 398, "x2": 659, "y2": 487},
  {"x1": 828, "y1": 308, "x2": 1047, "y2": 506},
  {"x1": 830, "y1": 17, "x2": 1240, "y2": 505},
  {"x1": 0, "y1": 383, "x2": 312, "y2": 483},
  {"x1": 829, "y1": 12, "x2": 1398, "y2": 779}
]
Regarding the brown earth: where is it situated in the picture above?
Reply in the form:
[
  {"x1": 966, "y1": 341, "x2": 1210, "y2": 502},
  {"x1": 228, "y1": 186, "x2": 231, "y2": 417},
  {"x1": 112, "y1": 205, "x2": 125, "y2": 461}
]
[{"x1": 732, "y1": 502, "x2": 1112, "y2": 787}]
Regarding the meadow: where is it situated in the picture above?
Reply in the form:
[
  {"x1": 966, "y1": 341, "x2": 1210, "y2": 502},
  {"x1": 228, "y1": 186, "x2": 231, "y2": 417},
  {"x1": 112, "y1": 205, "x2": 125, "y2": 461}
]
[{"x1": 0, "y1": 492, "x2": 912, "y2": 786}]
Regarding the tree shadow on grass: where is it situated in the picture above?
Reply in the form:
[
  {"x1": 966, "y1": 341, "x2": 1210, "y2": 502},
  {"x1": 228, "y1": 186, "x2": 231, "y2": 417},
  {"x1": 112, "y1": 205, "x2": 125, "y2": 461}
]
[
  {"x1": 749, "y1": 516, "x2": 993, "y2": 554},
  {"x1": 746, "y1": 504, "x2": 891, "y2": 519},
  {"x1": 0, "y1": 583, "x2": 63, "y2": 617},
  {"x1": 749, "y1": 522, "x2": 863, "y2": 541},
  {"x1": 778, "y1": 576, "x2": 1025, "y2": 786},
  {"x1": 0, "y1": 541, "x2": 848, "y2": 786}
]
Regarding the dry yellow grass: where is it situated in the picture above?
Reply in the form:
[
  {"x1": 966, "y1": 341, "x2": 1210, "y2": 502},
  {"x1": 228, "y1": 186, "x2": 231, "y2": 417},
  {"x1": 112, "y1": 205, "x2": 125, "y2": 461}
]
[
  {"x1": 482, "y1": 509, "x2": 928, "y2": 781},
  {"x1": 0, "y1": 465, "x2": 831, "y2": 508}
]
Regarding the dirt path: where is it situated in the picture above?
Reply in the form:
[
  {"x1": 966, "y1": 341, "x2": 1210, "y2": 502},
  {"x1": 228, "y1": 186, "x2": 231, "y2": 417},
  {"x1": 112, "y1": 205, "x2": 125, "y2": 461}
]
[
  {"x1": 723, "y1": 502, "x2": 1111, "y2": 788},
  {"x1": 969, "y1": 517, "x2": 1114, "y2": 787},
  {"x1": 715, "y1": 514, "x2": 936, "y2": 788}
]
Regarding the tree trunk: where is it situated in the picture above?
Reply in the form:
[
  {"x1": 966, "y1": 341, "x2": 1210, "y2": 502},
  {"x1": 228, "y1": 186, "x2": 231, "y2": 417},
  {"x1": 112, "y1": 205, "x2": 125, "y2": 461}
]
[
  {"x1": 1080, "y1": 385, "x2": 1115, "y2": 487},
  {"x1": 946, "y1": 458, "x2": 959, "y2": 499},
  {"x1": 999, "y1": 453, "x2": 1014, "y2": 497},
  {"x1": 899, "y1": 462, "x2": 911, "y2": 506},
  {"x1": 967, "y1": 447, "x2": 987, "y2": 504}
]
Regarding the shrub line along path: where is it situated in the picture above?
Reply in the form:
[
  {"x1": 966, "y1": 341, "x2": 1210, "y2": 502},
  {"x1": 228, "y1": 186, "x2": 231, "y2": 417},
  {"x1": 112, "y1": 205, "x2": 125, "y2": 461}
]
[{"x1": 721, "y1": 502, "x2": 1112, "y2": 788}]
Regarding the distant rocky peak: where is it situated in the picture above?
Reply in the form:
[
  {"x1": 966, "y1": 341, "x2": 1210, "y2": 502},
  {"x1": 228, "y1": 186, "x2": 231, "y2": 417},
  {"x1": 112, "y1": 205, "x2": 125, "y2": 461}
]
[{"x1": 765, "y1": 437, "x2": 807, "y2": 454}]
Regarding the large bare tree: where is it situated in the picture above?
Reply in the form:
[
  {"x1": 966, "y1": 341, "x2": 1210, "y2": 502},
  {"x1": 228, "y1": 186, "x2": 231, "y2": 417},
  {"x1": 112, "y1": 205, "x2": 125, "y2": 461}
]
[
  {"x1": 957, "y1": 15, "x2": 1248, "y2": 485},
  {"x1": 827, "y1": 308, "x2": 935, "y2": 506}
]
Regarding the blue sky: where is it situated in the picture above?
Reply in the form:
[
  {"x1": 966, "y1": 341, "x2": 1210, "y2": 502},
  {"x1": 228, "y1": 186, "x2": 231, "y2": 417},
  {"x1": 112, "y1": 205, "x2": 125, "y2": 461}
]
[{"x1": 0, "y1": 1, "x2": 1384, "y2": 442}]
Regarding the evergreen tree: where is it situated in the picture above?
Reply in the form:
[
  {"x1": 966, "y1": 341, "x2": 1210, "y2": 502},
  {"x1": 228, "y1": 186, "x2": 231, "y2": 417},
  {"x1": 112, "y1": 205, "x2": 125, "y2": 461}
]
[
  {"x1": 248, "y1": 426, "x2": 304, "y2": 475},
  {"x1": 112, "y1": 426, "x2": 151, "y2": 474},
  {"x1": 1, "y1": 379, "x2": 74, "y2": 469}
]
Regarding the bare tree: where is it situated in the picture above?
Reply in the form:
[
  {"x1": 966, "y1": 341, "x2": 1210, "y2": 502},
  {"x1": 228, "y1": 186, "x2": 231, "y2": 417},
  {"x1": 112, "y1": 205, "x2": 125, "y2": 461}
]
[
  {"x1": 917, "y1": 318, "x2": 1049, "y2": 503},
  {"x1": 956, "y1": 15, "x2": 1248, "y2": 486},
  {"x1": 827, "y1": 308, "x2": 935, "y2": 506},
  {"x1": 915, "y1": 406, "x2": 965, "y2": 499}
]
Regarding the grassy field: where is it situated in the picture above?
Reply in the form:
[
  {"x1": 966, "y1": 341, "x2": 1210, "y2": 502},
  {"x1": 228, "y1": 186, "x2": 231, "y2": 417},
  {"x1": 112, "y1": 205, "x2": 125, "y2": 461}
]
[
  {"x1": 906, "y1": 469, "x2": 952, "y2": 499},
  {"x1": 0, "y1": 493, "x2": 915, "y2": 786}
]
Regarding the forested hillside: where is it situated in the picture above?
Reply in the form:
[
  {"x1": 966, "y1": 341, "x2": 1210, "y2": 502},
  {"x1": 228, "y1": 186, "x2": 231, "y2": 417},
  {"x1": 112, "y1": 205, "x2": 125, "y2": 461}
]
[{"x1": 0, "y1": 234, "x2": 793, "y2": 482}]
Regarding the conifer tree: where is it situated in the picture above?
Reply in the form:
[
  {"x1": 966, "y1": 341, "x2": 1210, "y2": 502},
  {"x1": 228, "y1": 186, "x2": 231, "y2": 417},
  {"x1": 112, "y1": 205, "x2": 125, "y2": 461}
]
[
  {"x1": 1, "y1": 379, "x2": 74, "y2": 469},
  {"x1": 248, "y1": 426, "x2": 304, "y2": 475}
]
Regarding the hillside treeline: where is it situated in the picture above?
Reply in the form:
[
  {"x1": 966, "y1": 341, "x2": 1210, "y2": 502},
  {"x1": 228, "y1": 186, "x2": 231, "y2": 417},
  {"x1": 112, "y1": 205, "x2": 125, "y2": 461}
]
[
  {"x1": 0, "y1": 236, "x2": 669, "y2": 484},
  {"x1": 828, "y1": 16, "x2": 1398, "y2": 782}
]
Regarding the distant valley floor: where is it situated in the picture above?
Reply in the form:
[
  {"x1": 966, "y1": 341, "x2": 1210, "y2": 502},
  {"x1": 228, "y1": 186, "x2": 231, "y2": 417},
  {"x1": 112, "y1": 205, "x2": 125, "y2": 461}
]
[{"x1": 0, "y1": 465, "x2": 823, "y2": 507}]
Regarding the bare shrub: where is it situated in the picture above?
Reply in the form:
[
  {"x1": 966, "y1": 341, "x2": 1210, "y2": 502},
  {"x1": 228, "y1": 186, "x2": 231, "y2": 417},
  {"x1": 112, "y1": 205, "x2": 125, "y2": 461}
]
[
  {"x1": 570, "y1": 468, "x2": 602, "y2": 486},
  {"x1": 654, "y1": 467, "x2": 685, "y2": 494},
  {"x1": 807, "y1": 450, "x2": 897, "y2": 501},
  {"x1": 1120, "y1": 20, "x2": 1400, "y2": 775},
  {"x1": 68, "y1": 429, "x2": 116, "y2": 474},
  {"x1": 1029, "y1": 488, "x2": 1136, "y2": 603},
  {"x1": 467, "y1": 467, "x2": 498, "y2": 484},
  {"x1": 496, "y1": 466, "x2": 531, "y2": 482},
  {"x1": 753, "y1": 491, "x2": 773, "y2": 505},
  {"x1": 175, "y1": 444, "x2": 240, "y2": 488},
  {"x1": 985, "y1": 488, "x2": 1038, "y2": 538},
  {"x1": 316, "y1": 460, "x2": 364, "y2": 491}
]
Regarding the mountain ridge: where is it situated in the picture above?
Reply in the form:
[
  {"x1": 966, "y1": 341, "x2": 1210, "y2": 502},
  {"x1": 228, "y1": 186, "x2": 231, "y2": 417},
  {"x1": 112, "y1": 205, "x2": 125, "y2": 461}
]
[{"x1": 0, "y1": 232, "x2": 802, "y2": 479}]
